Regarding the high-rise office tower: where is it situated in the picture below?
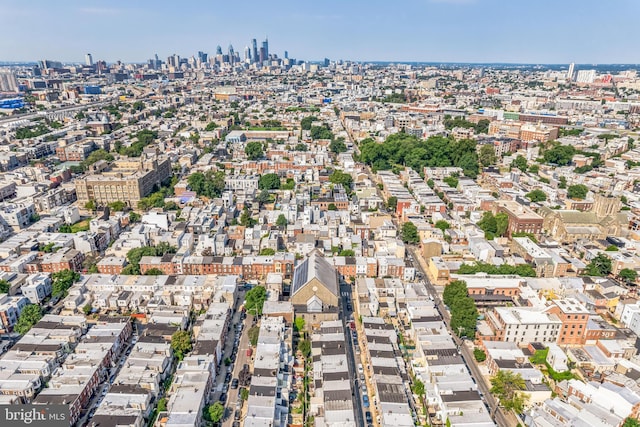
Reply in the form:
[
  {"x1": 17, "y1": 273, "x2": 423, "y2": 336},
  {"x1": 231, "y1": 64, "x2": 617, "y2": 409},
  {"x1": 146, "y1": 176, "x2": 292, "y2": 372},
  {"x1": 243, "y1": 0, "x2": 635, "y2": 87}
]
[
  {"x1": 85, "y1": 53, "x2": 93, "y2": 66},
  {"x1": 252, "y1": 39, "x2": 258, "y2": 63},
  {"x1": 284, "y1": 51, "x2": 288, "y2": 59},
  {"x1": 567, "y1": 62, "x2": 575, "y2": 81},
  {"x1": 262, "y1": 38, "x2": 269, "y2": 61},
  {"x1": 216, "y1": 45, "x2": 223, "y2": 55},
  {"x1": 244, "y1": 46, "x2": 250, "y2": 62}
]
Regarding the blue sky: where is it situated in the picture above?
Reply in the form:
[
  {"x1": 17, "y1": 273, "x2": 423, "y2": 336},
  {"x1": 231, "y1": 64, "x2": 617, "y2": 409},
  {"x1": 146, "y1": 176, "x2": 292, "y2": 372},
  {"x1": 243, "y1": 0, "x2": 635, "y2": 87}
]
[{"x1": 1, "y1": 0, "x2": 638, "y2": 64}]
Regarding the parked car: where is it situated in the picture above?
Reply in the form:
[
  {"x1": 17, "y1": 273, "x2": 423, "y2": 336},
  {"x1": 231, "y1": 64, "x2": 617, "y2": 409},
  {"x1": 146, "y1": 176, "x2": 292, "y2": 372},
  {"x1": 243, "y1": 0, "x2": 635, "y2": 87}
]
[
  {"x1": 362, "y1": 395, "x2": 370, "y2": 408},
  {"x1": 219, "y1": 393, "x2": 227, "y2": 403},
  {"x1": 365, "y1": 411, "x2": 372, "y2": 423},
  {"x1": 231, "y1": 378, "x2": 239, "y2": 389}
]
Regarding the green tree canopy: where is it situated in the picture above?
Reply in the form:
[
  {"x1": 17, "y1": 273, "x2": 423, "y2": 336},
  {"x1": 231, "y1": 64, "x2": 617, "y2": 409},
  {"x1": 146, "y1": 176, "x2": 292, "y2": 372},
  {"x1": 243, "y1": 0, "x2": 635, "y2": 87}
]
[
  {"x1": 358, "y1": 133, "x2": 480, "y2": 178},
  {"x1": 490, "y1": 370, "x2": 529, "y2": 413},
  {"x1": 144, "y1": 268, "x2": 165, "y2": 276},
  {"x1": 619, "y1": 268, "x2": 638, "y2": 283},
  {"x1": 109, "y1": 201, "x2": 127, "y2": 212},
  {"x1": 0, "y1": 279, "x2": 10, "y2": 293},
  {"x1": 329, "y1": 137, "x2": 347, "y2": 154},
  {"x1": 204, "y1": 122, "x2": 218, "y2": 131},
  {"x1": 300, "y1": 116, "x2": 318, "y2": 130},
  {"x1": 479, "y1": 144, "x2": 497, "y2": 167},
  {"x1": 15, "y1": 304, "x2": 43, "y2": 335},
  {"x1": 258, "y1": 173, "x2": 281, "y2": 190},
  {"x1": 276, "y1": 214, "x2": 288, "y2": 227},
  {"x1": 298, "y1": 339, "x2": 311, "y2": 358},
  {"x1": 187, "y1": 170, "x2": 226, "y2": 199},
  {"x1": 586, "y1": 253, "x2": 612, "y2": 277},
  {"x1": 526, "y1": 189, "x2": 547, "y2": 202},
  {"x1": 329, "y1": 170, "x2": 353, "y2": 189},
  {"x1": 511, "y1": 155, "x2": 528, "y2": 172},
  {"x1": 567, "y1": 184, "x2": 589, "y2": 200},
  {"x1": 543, "y1": 143, "x2": 576, "y2": 166},
  {"x1": 203, "y1": 402, "x2": 225, "y2": 423},
  {"x1": 51, "y1": 269, "x2": 81, "y2": 299},
  {"x1": 170, "y1": 330, "x2": 192, "y2": 361},
  {"x1": 401, "y1": 221, "x2": 419, "y2": 244},
  {"x1": 310, "y1": 124, "x2": 334, "y2": 140},
  {"x1": 245, "y1": 286, "x2": 267, "y2": 315},
  {"x1": 435, "y1": 220, "x2": 450, "y2": 232},
  {"x1": 245, "y1": 141, "x2": 264, "y2": 160},
  {"x1": 248, "y1": 326, "x2": 260, "y2": 346},
  {"x1": 259, "y1": 248, "x2": 275, "y2": 256},
  {"x1": 387, "y1": 196, "x2": 398, "y2": 210}
]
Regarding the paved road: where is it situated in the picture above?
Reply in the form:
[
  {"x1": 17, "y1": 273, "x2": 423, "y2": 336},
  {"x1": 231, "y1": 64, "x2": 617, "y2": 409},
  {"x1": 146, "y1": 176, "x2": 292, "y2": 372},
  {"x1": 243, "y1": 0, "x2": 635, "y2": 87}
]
[
  {"x1": 339, "y1": 282, "x2": 365, "y2": 427},
  {"x1": 221, "y1": 309, "x2": 252, "y2": 427},
  {"x1": 408, "y1": 247, "x2": 515, "y2": 427}
]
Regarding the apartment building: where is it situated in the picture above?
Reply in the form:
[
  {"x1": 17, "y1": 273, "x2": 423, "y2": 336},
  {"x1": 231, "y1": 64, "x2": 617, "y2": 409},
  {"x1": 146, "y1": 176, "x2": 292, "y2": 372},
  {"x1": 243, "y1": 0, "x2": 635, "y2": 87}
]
[
  {"x1": 75, "y1": 155, "x2": 171, "y2": 206},
  {"x1": 479, "y1": 306, "x2": 562, "y2": 346},
  {"x1": 545, "y1": 298, "x2": 590, "y2": 346},
  {"x1": 495, "y1": 200, "x2": 544, "y2": 238}
]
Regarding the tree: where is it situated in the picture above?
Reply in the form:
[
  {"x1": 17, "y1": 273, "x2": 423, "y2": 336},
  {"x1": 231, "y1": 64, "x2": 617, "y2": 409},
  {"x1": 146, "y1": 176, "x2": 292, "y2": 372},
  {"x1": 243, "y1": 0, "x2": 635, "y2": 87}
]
[
  {"x1": 479, "y1": 144, "x2": 497, "y2": 167},
  {"x1": 82, "y1": 304, "x2": 92, "y2": 315},
  {"x1": 129, "y1": 211, "x2": 141, "y2": 223},
  {"x1": 276, "y1": 214, "x2": 288, "y2": 227},
  {"x1": 623, "y1": 418, "x2": 640, "y2": 427},
  {"x1": 558, "y1": 176, "x2": 567, "y2": 189},
  {"x1": 567, "y1": 184, "x2": 589, "y2": 200},
  {"x1": 248, "y1": 326, "x2": 260, "y2": 347},
  {"x1": 474, "y1": 348, "x2": 487, "y2": 362},
  {"x1": 15, "y1": 304, "x2": 43, "y2": 335},
  {"x1": 0, "y1": 279, "x2": 9, "y2": 294},
  {"x1": 259, "y1": 248, "x2": 275, "y2": 256},
  {"x1": 245, "y1": 286, "x2": 267, "y2": 316},
  {"x1": 245, "y1": 141, "x2": 264, "y2": 160},
  {"x1": 329, "y1": 170, "x2": 353, "y2": 189},
  {"x1": 619, "y1": 268, "x2": 638, "y2": 283},
  {"x1": 511, "y1": 155, "x2": 528, "y2": 172},
  {"x1": 387, "y1": 196, "x2": 398, "y2": 210},
  {"x1": 187, "y1": 170, "x2": 226, "y2": 199},
  {"x1": 477, "y1": 211, "x2": 498, "y2": 239},
  {"x1": 339, "y1": 249, "x2": 355, "y2": 256},
  {"x1": 51, "y1": 269, "x2": 81, "y2": 299},
  {"x1": 300, "y1": 116, "x2": 318, "y2": 130},
  {"x1": 526, "y1": 189, "x2": 547, "y2": 202},
  {"x1": 239, "y1": 388, "x2": 249, "y2": 401},
  {"x1": 605, "y1": 245, "x2": 619, "y2": 251},
  {"x1": 443, "y1": 175, "x2": 459, "y2": 188},
  {"x1": 401, "y1": 221, "x2": 419, "y2": 244},
  {"x1": 170, "y1": 331, "x2": 192, "y2": 361},
  {"x1": 528, "y1": 164, "x2": 540, "y2": 174},
  {"x1": 327, "y1": 203, "x2": 337, "y2": 211},
  {"x1": 543, "y1": 144, "x2": 576, "y2": 166},
  {"x1": 109, "y1": 201, "x2": 126, "y2": 212},
  {"x1": 203, "y1": 402, "x2": 224, "y2": 423},
  {"x1": 310, "y1": 124, "x2": 334, "y2": 140},
  {"x1": 144, "y1": 268, "x2": 165, "y2": 276},
  {"x1": 294, "y1": 317, "x2": 305, "y2": 334},
  {"x1": 298, "y1": 339, "x2": 311, "y2": 358},
  {"x1": 435, "y1": 220, "x2": 450, "y2": 232},
  {"x1": 329, "y1": 137, "x2": 347, "y2": 154},
  {"x1": 495, "y1": 212, "x2": 509, "y2": 237},
  {"x1": 239, "y1": 208, "x2": 257, "y2": 227},
  {"x1": 412, "y1": 378, "x2": 425, "y2": 398},
  {"x1": 84, "y1": 200, "x2": 96, "y2": 211},
  {"x1": 256, "y1": 189, "x2": 271, "y2": 205},
  {"x1": 205, "y1": 122, "x2": 218, "y2": 131},
  {"x1": 586, "y1": 253, "x2": 612, "y2": 277},
  {"x1": 490, "y1": 370, "x2": 529, "y2": 413},
  {"x1": 157, "y1": 397, "x2": 167, "y2": 412},
  {"x1": 258, "y1": 173, "x2": 280, "y2": 190}
]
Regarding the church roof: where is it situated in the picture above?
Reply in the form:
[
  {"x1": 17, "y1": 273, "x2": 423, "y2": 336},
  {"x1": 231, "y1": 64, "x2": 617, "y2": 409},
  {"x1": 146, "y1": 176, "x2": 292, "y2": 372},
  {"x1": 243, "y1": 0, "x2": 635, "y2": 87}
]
[{"x1": 292, "y1": 252, "x2": 338, "y2": 297}]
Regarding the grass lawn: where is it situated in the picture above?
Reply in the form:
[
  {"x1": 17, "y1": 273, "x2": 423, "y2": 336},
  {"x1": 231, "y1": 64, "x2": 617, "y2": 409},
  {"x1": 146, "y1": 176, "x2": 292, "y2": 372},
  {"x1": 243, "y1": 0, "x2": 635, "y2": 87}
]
[{"x1": 70, "y1": 219, "x2": 90, "y2": 233}]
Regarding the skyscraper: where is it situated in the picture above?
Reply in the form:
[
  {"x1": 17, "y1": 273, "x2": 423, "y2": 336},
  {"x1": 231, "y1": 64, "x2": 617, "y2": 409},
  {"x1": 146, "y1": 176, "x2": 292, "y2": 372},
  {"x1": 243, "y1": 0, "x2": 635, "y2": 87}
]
[
  {"x1": 284, "y1": 51, "x2": 288, "y2": 59},
  {"x1": 216, "y1": 45, "x2": 223, "y2": 55},
  {"x1": 252, "y1": 39, "x2": 258, "y2": 63},
  {"x1": 567, "y1": 62, "x2": 575, "y2": 81},
  {"x1": 85, "y1": 53, "x2": 93, "y2": 66},
  {"x1": 0, "y1": 70, "x2": 18, "y2": 92},
  {"x1": 262, "y1": 38, "x2": 269, "y2": 61},
  {"x1": 244, "y1": 46, "x2": 250, "y2": 62}
]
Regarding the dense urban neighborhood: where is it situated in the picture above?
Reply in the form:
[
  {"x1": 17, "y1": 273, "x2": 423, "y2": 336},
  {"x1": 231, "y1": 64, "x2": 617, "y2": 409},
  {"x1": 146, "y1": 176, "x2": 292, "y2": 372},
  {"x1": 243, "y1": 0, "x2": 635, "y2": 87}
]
[{"x1": 1, "y1": 49, "x2": 640, "y2": 427}]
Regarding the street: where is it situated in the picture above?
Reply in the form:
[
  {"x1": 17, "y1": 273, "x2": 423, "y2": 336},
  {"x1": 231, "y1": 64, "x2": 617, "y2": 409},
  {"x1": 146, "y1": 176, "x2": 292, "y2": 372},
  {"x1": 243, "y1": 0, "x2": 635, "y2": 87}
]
[
  {"x1": 339, "y1": 282, "x2": 365, "y2": 427},
  {"x1": 408, "y1": 247, "x2": 516, "y2": 427}
]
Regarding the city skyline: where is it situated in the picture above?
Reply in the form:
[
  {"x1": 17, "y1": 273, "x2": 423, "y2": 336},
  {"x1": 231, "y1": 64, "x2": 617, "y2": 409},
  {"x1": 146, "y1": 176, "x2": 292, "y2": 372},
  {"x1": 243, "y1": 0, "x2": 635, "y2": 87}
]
[{"x1": 1, "y1": 0, "x2": 639, "y2": 64}]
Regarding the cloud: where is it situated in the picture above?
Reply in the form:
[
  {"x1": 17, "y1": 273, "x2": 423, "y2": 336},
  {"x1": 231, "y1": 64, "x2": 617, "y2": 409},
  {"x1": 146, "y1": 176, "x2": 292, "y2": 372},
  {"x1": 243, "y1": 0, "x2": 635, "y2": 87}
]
[{"x1": 79, "y1": 7, "x2": 121, "y2": 15}]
